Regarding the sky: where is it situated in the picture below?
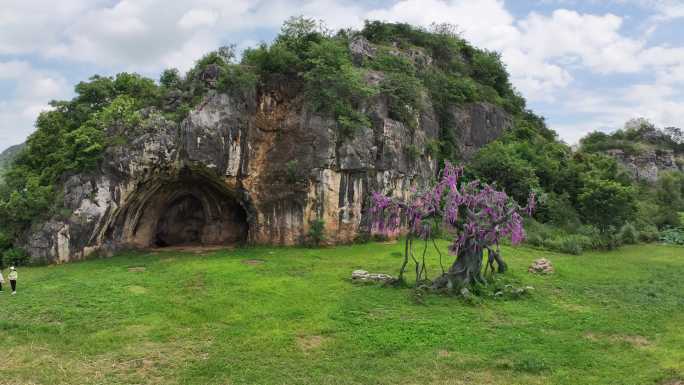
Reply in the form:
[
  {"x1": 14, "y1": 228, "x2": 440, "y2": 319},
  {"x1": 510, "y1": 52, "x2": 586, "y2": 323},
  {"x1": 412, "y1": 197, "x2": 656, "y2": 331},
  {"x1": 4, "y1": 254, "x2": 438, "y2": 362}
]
[{"x1": 1, "y1": 0, "x2": 683, "y2": 152}]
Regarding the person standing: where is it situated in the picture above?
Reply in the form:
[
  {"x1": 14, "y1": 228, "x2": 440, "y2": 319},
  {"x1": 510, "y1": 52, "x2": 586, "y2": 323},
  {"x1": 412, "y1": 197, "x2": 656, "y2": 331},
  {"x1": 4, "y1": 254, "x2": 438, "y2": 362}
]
[
  {"x1": 0, "y1": 269, "x2": 4, "y2": 294},
  {"x1": 8, "y1": 266, "x2": 17, "y2": 295}
]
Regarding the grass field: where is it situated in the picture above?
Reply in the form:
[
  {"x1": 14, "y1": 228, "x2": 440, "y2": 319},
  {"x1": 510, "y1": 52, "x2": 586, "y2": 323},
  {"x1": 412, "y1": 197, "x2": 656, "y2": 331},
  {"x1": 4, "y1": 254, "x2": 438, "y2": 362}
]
[{"x1": 0, "y1": 242, "x2": 682, "y2": 385}]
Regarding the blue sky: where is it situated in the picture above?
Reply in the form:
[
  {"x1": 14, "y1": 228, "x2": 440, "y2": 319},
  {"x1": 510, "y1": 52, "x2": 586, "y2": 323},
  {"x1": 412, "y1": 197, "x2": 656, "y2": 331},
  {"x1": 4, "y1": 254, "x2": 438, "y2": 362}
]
[{"x1": 1, "y1": 0, "x2": 683, "y2": 151}]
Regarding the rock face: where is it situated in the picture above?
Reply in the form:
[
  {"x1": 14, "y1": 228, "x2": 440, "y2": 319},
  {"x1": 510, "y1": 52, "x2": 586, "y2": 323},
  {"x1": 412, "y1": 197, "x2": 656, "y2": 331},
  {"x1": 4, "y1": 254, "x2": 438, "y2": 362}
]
[
  {"x1": 450, "y1": 103, "x2": 514, "y2": 159},
  {"x1": 21, "y1": 76, "x2": 511, "y2": 264},
  {"x1": 606, "y1": 149, "x2": 682, "y2": 183}
]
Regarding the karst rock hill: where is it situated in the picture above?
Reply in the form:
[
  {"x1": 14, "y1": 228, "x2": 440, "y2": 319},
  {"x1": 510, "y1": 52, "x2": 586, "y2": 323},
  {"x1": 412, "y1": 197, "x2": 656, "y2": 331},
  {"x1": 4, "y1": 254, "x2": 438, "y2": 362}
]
[{"x1": 18, "y1": 30, "x2": 515, "y2": 264}]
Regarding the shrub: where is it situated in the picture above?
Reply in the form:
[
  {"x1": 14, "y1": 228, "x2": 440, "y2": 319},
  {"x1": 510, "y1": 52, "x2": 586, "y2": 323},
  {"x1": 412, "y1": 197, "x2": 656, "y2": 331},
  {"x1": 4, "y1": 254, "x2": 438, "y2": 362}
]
[
  {"x1": 525, "y1": 233, "x2": 545, "y2": 248},
  {"x1": 285, "y1": 160, "x2": 299, "y2": 184},
  {"x1": 406, "y1": 144, "x2": 421, "y2": 162},
  {"x1": 217, "y1": 65, "x2": 258, "y2": 97},
  {"x1": 557, "y1": 236, "x2": 585, "y2": 255},
  {"x1": 578, "y1": 177, "x2": 637, "y2": 233},
  {"x1": 654, "y1": 209, "x2": 682, "y2": 229},
  {"x1": 380, "y1": 71, "x2": 423, "y2": 128},
  {"x1": 307, "y1": 219, "x2": 326, "y2": 247},
  {"x1": 159, "y1": 68, "x2": 181, "y2": 88},
  {"x1": 471, "y1": 50, "x2": 511, "y2": 97},
  {"x1": 576, "y1": 225, "x2": 604, "y2": 249},
  {"x1": 299, "y1": 38, "x2": 377, "y2": 138},
  {"x1": 242, "y1": 43, "x2": 302, "y2": 77},
  {"x1": 470, "y1": 141, "x2": 541, "y2": 204},
  {"x1": 545, "y1": 235, "x2": 587, "y2": 255},
  {"x1": 659, "y1": 227, "x2": 684, "y2": 245},
  {"x1": 536, "y1": 192, "x2": 581, "y2": 231},
  {"x1": 1, "y1": 248, "x2": 29, "y2": 268},
  {"x1": 599, "y1": 227, "x2": 623, "y2": 250},
  {"x1": 618, "y1": 222, "x2": 639, "y2": 244},
  {"x1": 369, "y1": 51, "x2": 416, "y2": 74},
  {"x1": 638, "y1": 224, "x2": 660, "y2": 243}
]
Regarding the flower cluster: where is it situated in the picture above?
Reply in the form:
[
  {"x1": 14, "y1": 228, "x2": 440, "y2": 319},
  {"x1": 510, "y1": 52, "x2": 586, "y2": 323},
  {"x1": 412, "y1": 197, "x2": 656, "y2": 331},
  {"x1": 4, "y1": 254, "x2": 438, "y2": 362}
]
[{"x1": 371, "y1": 162, "x2": 535, "y2": 256}]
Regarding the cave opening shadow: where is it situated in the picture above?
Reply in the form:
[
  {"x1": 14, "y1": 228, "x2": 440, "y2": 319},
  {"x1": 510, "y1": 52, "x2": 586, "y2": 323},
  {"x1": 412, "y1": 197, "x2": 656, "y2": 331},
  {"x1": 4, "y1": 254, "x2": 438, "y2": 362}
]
[
  {"x1": 125, "y1": 173, "x2": 250, "y2": 249},
  {"x1": 154, "y1": 194, "x2": 206, "y2": 247}
]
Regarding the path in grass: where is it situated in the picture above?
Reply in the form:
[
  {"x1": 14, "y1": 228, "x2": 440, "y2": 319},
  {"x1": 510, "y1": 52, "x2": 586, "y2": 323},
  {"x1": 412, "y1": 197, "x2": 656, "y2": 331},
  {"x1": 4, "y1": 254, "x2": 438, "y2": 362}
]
[{"x1": 0, "y1": 243, "x2": 682, "y2": 385}]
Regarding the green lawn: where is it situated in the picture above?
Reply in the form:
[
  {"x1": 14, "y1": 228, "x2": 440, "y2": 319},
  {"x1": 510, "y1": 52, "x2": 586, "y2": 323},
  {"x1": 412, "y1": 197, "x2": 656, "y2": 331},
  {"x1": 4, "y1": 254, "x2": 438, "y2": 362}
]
[{"x1": 0, "y1": 242, "x2": 682, "y2": 385}]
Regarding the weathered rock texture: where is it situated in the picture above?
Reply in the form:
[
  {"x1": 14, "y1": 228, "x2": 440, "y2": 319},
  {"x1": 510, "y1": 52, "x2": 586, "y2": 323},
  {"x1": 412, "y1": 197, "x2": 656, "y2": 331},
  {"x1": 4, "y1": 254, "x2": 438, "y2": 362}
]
[
  {"x1": 528, "y1": 258, "x2": 554, "y2": 274},
  {"x1": 606, "y1": 149, "x2": 683, "y2": 183},
  {"x1": 450, "y1": 103, "x2": 513, "y2": 159},
  {"x1": 351, "y1": 269, "x2": 394, "y2": 283},
  {"x1": 22, "y1": 67, "x2": 511, "y2": 265}
]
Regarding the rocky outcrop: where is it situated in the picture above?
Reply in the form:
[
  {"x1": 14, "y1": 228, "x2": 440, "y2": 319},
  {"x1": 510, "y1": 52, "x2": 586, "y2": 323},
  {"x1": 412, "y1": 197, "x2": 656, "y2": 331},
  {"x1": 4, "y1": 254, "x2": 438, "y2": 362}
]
[
  {"x1": 449, "y1": 102, "x2": 514, "y2": 159},
  {"x1": 606, "y1": 149, "x2": 682, "y2": 183},
  {"x1": 21, "y1": 74, "x2": 511, "y2": 265}
]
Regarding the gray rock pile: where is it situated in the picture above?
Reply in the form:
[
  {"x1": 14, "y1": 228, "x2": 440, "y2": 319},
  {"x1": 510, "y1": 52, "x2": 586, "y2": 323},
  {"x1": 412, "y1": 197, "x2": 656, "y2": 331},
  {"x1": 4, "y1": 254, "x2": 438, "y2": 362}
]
[
  {"x1": 528, "y1": 258, "x2": 554, "y2": 274},
  {"x1": 351, "y1": 270, "x2": 394, "y2": 283}
]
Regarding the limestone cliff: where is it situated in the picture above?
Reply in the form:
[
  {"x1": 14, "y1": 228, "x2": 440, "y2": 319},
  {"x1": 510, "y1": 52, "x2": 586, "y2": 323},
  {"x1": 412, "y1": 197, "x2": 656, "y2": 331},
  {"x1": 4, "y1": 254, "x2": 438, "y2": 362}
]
[
  {"x1": 20, "y1": 38, "x2": 514, "y2": 264},
  {"x1": 24, "y1": 91, "x2": 510, "y2": 263}
]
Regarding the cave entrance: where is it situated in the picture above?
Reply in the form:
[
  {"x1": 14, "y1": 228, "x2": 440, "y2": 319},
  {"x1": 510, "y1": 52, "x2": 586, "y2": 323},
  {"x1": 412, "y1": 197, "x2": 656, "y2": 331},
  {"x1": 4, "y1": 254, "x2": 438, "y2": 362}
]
[
  {"x1": 120, "y1": 170, "x2": 250, "y2": 249},
  {"x1": 155, "y1": 195, "x2": 205, "y2": 247}
]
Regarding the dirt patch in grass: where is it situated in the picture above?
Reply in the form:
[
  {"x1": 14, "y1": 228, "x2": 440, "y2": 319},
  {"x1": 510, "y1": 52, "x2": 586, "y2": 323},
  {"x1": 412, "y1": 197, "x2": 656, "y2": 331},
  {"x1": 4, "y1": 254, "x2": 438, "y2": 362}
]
[
  {"x1": 184, "y1": 273, "x2": 206, "y2": 290},
  {"x1": 584, "y1": 332, "x2": 652, "y2": 348},
  {"x1": 437, "y1": 349, "x2": 451, "y2": 358},
  {"x1": 128, "y1": 267, "x2": 146, "y2": 272},
  {"x1": 296, "y1": 335, "x2": 327, "y2": 352},
  {"x1": 659, "y1": 379, "x2": 683, "y2": 385},
  {"x1": 128, "y1": 285, "x2": 148, "y2": 294},
  {"x1": 242, "y1": 259, "x2": 265, "y2": 265},
  {"x1": 619, "y1": 335, "x2": 651, "y2": 347},
  {"x1": 147, "y1": 245, "x2": 233, "y2": 255}
]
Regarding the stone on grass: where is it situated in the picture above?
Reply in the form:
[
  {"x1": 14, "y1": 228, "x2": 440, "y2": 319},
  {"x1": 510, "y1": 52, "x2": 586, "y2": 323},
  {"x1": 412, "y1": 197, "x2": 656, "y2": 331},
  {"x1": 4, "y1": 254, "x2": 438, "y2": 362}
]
[
  {"x1": 528, "y1": 258, "x2": 554, "y2": 274},
  {"x1": 351, "y1": 270, "x2": 394, "y2": 283}
]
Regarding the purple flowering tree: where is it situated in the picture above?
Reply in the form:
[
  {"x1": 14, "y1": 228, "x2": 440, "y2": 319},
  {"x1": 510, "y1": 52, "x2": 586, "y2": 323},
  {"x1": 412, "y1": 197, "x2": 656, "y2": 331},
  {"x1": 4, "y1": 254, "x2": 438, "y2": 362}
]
[{"x1": 371, "y1": 162, "x2": 535, "y2": 290}]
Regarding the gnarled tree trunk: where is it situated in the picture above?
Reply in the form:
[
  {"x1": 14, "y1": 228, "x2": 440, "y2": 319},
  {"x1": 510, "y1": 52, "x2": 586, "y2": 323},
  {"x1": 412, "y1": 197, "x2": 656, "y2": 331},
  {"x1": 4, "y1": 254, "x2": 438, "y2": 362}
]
[{"x1": 429, "y1": 238, "x2": 505, "y2": 291}]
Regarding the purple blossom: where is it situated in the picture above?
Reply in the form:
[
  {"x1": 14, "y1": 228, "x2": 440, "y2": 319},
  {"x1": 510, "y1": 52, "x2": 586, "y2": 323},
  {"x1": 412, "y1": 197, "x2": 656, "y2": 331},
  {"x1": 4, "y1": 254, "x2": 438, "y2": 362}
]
[{"x1": 371, "y1": 162, "x2": 535, "y2": 254}]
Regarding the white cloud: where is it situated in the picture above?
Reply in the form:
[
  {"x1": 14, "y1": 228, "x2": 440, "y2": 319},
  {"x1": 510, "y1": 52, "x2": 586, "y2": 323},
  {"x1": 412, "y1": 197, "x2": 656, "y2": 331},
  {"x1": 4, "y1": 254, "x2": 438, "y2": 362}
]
[
  {"x1": 0, "y1": 0, "x2": 99, "y2": 55},
  {"x1": 0, "y1": 61, "x2": 70, "y2": 149},
  {"x1": 1, "y1": 0, "x2": 683, "y2": 149},
  {"x1": 363, "y1": 1, "x2": 684, "y2": 140},
  {"x1": 517, "y1": 10, "x2": 645, "y2": 73},
  {"x1": 648, "y1": 0, "x2": 684, "y2": 21},
  {"x1": 367, "y1": 0, "x2": 519, "y2": 50},
  {"x1": 549, "y1": 79, "x2": 684, "y2": 143},
  {"x1": 178, "y1": 8, "x2": 219, "y2": 29},
  {"x1": 362, "y1": 2, "x2": 654, "y2": 98}
]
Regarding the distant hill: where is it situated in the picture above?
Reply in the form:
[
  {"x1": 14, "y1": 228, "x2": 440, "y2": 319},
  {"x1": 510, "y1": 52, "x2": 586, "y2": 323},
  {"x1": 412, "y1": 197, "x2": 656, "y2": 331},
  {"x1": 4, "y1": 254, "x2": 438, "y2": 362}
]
[
  {"x1": 579, "y1": 119, "x2": 683, "y2": 182},
  {"x1": 0, "y1": 143, "x2": 24, "y2": 181}
]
